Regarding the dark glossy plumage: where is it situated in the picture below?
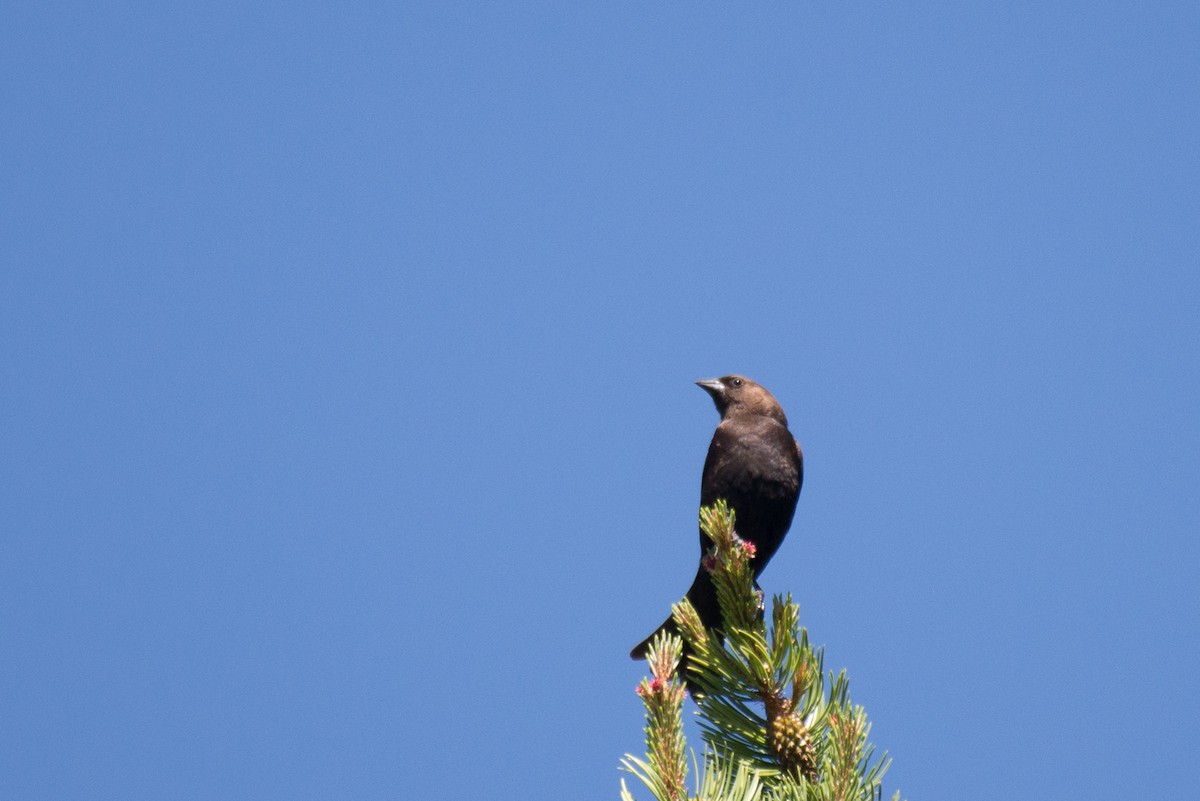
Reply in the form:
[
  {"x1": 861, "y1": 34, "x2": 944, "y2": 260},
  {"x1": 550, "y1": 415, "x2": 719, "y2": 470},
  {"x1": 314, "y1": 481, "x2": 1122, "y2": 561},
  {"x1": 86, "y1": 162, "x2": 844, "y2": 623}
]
[{"x1": 631, "y1": 375, "x2": 804, "y2": 673}]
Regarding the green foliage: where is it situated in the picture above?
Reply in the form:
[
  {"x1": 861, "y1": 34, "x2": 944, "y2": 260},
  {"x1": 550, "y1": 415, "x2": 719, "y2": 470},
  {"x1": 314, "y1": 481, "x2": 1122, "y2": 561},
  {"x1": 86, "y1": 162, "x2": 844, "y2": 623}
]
[
  {"x1": 621, "y1": 501, "x2": 902, "y2": 801},
  {"x1": 621, "y1": 634, "x2": 688, "y2": 801}
]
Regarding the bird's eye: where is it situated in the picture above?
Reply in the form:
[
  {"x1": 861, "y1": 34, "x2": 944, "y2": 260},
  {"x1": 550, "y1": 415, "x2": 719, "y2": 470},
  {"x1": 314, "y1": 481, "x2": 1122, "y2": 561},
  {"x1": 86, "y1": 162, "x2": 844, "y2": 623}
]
[{"x1": 731, "y1": 378, "x2": 743, "y2": 388}]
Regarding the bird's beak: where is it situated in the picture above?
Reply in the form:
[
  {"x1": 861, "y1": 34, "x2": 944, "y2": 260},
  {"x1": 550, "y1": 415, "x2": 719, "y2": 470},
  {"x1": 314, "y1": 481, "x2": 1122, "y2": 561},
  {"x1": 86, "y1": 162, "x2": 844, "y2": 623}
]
[{"x1": 695, "y1": 378, "x2": 723, "y2": 397}]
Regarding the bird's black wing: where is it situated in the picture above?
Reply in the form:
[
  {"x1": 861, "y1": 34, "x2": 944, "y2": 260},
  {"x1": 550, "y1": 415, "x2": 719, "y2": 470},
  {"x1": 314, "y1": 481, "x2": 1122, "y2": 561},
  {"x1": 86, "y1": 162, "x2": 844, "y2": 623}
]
[{"x1": 698, "y1": 416, "x2": 802, "y2": 571}]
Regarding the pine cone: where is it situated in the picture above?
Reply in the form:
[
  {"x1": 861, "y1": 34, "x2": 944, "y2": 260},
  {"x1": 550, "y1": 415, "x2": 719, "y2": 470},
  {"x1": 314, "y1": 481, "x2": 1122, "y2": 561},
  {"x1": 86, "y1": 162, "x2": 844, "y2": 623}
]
[{"x1": 765, "y1": 696, "x2": 819, "y2": 781}]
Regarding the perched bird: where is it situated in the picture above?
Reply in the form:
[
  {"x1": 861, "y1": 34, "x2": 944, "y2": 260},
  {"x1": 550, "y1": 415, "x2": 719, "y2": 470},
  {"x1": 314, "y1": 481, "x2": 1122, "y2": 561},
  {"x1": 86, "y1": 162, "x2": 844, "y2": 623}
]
[{"x1": 631, "y1": 375, "x2": 804, "y2": 675}]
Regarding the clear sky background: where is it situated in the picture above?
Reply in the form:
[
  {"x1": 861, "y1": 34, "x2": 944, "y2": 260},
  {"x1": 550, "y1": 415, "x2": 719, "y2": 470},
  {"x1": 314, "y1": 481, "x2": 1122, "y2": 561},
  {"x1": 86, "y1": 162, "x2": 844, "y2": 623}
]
[{"x1": 3, "y1": 2, "x2": 1198, "y2": 799}]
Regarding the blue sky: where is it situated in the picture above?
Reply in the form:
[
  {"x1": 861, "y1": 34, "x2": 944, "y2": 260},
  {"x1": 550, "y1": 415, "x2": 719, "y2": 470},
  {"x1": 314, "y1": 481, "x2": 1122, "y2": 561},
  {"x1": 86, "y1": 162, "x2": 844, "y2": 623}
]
[{"x1": 2, "y1": 2, "x2": 1198, "y2": 798}]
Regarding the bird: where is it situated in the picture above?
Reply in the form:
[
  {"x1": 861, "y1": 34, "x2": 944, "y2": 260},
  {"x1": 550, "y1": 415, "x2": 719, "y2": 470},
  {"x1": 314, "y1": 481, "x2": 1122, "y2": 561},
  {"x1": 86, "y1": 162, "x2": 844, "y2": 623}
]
[{"x1": 630, "y1": 375, "x2": 804, "y2": 680}]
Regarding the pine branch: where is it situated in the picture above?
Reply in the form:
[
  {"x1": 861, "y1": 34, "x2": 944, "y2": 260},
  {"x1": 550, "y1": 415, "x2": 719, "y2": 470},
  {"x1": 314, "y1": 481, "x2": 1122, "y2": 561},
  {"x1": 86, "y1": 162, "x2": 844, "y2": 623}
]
[
  {"x1": 621, "y1": 633, "x2": 688, "y2": 801},
  {"x1": 621, "y1": 501, "x2": 903, "y2": 801}
]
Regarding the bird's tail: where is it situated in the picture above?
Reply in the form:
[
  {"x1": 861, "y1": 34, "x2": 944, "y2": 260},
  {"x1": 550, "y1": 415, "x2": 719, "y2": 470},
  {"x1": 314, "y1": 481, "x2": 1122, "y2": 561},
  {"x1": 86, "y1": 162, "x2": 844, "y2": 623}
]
[
  {"x1": 630, "y1": 566, "x2": 720, "y2": 661},
  {"x1": 629, "y1": 614, "x2": 680, "y2": 660},
  {"x1": 630, "y1": 613, "x2": 705, "y2": 695}
]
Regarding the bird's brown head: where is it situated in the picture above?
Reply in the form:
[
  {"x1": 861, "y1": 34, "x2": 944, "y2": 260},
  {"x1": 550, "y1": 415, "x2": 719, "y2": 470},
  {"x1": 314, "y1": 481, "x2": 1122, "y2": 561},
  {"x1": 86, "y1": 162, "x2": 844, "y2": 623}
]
[{"x1": 695, "y1": 375, "x2": 788, "y2": 424}]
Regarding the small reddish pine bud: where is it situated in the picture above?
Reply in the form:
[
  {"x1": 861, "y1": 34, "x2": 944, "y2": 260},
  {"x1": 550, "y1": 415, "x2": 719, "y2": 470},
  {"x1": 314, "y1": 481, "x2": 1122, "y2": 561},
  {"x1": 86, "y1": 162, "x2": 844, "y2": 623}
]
[
  {"x1": 741, "y1": 540, "x2": 757, "y2": 557},
  {"x1": 648, "y1": 677, "x2": 665, "y2": 693},
  {"x1": 701, "y1": 554, "x2": 718, "y2": 572}
]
